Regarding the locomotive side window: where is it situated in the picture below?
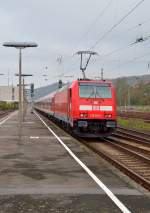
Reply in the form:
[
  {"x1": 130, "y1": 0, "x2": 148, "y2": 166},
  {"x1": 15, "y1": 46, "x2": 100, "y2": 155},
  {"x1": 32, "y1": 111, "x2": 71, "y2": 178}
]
[{"x1": 79, "y1": 83, "x2": 112, "y2": 98}]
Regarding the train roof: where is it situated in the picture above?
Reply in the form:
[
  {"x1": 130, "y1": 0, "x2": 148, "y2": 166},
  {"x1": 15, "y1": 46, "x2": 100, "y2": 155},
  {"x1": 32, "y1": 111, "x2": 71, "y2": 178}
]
[
  {"x1": 34, "y1": 90, "x2": 57, "y2": 102},
  {"x1": 72, "y1": 79, "x2": 113, "y2": 85}
]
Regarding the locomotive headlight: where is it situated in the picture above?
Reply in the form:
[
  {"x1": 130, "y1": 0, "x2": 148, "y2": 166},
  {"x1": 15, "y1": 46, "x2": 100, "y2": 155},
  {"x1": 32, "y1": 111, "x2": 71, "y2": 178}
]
[
  {"x1": 80, "y1": 113, "x2": 88, "y2": 118},
  {"x1": 104, "y1": 114, "x2": 112, "y2": 118}
]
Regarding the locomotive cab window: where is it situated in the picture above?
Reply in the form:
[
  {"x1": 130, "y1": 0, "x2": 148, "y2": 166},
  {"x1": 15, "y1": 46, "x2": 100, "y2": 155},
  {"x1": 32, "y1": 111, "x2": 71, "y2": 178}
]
[{"x1": 79, "y1": 83, "x2": 112, "y2": 98}]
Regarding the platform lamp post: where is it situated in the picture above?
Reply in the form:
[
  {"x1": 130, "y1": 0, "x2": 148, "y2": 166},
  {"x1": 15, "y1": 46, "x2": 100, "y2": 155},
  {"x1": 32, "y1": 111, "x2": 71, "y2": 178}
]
[
  {"x1": 15, "y1": 73, "x2": 33, "y2": 121},
  {"x1": 3, "y1": 42, "x2": 38, "y2": 141}
]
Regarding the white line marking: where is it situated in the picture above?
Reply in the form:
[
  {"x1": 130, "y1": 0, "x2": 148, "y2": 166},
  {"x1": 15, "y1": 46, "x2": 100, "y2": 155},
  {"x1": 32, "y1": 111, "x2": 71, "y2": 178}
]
[
  {"x1": 0, "y1": 115, "x2": 8, "y2": 123},
  {"x1": 34, "y1": 111, "x2": 131, "y2": 213},
  {"x1": 100, "y1": 106, "x2": 112, "y2": 111},
  {"x1": 30, "y1": 136, "x2": 39, "y2": 139},
  {"x1": 79, "y1": 105, "x2": 92, "y2": 110},
  {"x1": 0, "y1": 111, "x2": 18, "y2": 125}
]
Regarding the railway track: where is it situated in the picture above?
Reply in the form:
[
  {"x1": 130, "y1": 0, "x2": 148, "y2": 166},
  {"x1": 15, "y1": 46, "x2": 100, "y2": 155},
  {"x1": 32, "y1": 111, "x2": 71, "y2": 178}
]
[
  {"x1": 0, "y1": 111, "x2": 10, "y2": 119},
  {"x1": 0, "y1": 110, "x2": 15, "y2": 121},
  {"x1": 79, "y1": 127, "x2": 150, "y2": 191},
  {"x1": 118, "y1": 111, "x2": 150, "y2": 123},
  {"x1": 117, "y1": 111, "x2": 150, "y2": 122},
  {"x1": 109, "y1": 136, "x2": 150, "y2": 158},
  {"x1": 81, "y1": 137, "x2": 150, "y2": 191},
  {"x1": 114, "y1": 126, "x2": 150, "y2": 143}
]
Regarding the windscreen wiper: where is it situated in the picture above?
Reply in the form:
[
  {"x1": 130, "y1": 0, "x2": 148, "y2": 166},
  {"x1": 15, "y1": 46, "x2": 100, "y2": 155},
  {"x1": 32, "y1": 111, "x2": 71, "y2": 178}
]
[
  {"x1": 95, "y1": 91, "x2": 104, "y2": 101},
  {"x1": 87, "y1": 91, "x2": 95, "y2": 99}
]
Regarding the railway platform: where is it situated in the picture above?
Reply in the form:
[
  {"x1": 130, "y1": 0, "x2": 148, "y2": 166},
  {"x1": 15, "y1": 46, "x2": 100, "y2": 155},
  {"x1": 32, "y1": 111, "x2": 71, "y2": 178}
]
[{"x1": 0, "y1": 110, "x2": 149, "y2": 212}]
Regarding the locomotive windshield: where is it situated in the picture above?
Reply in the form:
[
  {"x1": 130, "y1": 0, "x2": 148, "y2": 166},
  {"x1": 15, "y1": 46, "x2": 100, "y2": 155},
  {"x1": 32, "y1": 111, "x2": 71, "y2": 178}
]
[{"x1": 79, "y1": 83, "x2": 112, "y2": 98}]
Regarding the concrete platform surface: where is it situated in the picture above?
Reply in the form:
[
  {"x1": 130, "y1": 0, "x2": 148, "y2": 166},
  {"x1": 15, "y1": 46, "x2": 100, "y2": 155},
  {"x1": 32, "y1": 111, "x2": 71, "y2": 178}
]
[{"x1": 0, "y1": 110, "x2": 149, "y2": 213}]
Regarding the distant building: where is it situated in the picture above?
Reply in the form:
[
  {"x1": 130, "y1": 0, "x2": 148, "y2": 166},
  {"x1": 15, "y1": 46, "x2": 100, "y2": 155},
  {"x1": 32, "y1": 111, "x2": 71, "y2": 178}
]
[{"x1": 0, "y1": 86, "x2": 19, "y2": 102}]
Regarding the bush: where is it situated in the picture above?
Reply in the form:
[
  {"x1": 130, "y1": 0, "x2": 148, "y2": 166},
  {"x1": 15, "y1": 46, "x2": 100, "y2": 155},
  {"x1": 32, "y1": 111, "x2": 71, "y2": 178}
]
[{"x1": 0, "y1": 102, "x2": 18, "y2": 110}]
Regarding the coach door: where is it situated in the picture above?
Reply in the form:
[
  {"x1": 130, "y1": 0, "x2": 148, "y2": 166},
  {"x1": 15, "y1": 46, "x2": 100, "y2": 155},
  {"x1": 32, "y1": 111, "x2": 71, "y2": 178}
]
[{"x1": 67, "y1": 88, "x2": 72, "y2": 120}]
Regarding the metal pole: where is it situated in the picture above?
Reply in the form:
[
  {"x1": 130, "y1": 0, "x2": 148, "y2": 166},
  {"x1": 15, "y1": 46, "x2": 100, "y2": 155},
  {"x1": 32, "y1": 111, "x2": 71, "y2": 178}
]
[
  {"x1": 19, "y1": 48, "x2": 22, "y2": 122},
  {"x1": 128, "y1": 87, "x2": 131, "y2": 108},
  {"x1": 22, "y1": 77, "x2": 25, "y2": 121},
  {"x1": 101, "y1": 68, "x2": 104, "y2": 80},
  {"x1": 2, "y1": 41, "x2": 38, "y2": 139},
  {"x1": 18, "y1": 48, "x2": 22, "y2": 142}
]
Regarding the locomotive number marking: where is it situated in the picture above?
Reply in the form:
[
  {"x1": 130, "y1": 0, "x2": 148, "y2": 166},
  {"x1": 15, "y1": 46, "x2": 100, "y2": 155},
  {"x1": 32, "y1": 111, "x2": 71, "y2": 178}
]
[{"x1": 92, "y1": 106, "x2": 99, "y2": 110}]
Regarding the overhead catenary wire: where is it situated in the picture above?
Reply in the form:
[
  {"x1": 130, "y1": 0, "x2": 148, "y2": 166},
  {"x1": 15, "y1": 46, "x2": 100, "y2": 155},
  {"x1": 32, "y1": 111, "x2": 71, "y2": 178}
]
[
  {"x1": 92, "y1": 31, "x2": 150, "y2": 62},
  {"x1": 57, "y1": 40, "x2": 148, "y2": 80},
  {"x1": 86, "y1": 41, "x2": 150, "y2": 78},
  {"x1": 110, "y1": 49, "x2": 150, "y2": 71},
  {"x1": 54, "y1": 0, "x2": 147, "y2": 84},
  {"x1": 98, "y1": 45, "x2": 132, "y2": 59},
  {"x1": 96, "y1": 27, "x2": 150, "y2": 60},
  {"x1": 77, "y1": 0, "x2": 113, "y2": 44},
  {"x1": 100, "y1": 21, "x2": 150, "y2": 59},
  {"x1": 89, "y1": 0, "x2": 145, "y2": 50},
  {"x1": 126, "y1": 17, "x2": 150, "y2": 32},
  {"x1": 57, "y1": 0, "x2": 141, "y2": 77},
  {"x1": 62, "y1": 0, "x2": 113, "y2": 67},
  {"x1": 65, "y1": 1, "x2": 145, "y2": 62}
]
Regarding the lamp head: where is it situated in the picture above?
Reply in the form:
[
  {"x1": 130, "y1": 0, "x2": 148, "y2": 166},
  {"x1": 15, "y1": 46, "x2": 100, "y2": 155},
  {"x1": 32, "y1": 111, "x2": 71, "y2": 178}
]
[{"x1": 3, "y1": 42, "x2": 38, "y2": 48}]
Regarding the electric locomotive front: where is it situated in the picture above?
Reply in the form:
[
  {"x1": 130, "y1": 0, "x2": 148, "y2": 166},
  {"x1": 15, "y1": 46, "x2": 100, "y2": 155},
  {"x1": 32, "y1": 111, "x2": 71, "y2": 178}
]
[{"x1": 71, "y1": 79, "x2": 117, "y2": 137}]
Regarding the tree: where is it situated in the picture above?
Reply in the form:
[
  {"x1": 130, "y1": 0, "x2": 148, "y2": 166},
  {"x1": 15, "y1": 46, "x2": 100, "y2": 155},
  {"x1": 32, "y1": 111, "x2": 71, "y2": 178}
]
[{"x1": 115, "y1": 78, "x2": 129, "y2": 107}]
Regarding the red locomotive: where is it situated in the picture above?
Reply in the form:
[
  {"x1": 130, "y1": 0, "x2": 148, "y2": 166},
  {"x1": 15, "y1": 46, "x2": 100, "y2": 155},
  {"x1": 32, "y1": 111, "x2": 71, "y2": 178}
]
[{"x1": 34, "y1": 79, "x2": 117, "y2": 137}]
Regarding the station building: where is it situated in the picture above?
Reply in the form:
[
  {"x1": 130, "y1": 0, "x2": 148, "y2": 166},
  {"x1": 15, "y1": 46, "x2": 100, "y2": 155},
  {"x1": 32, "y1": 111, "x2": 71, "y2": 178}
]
[{"x1": 0, "y1": 86, "x2": 19, "y2": 102}]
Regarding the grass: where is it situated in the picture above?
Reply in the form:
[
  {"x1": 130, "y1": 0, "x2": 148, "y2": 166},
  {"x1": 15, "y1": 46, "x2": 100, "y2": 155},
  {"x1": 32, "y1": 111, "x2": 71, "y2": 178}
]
[
  {"x1": 133, "y1": 106, "x2": 150, "y2": 112},
  {"x1": 117, "y1": 105, "x2": 150, "y2": 112},
  {"x1": 0, "y1": 102, "x2": 18, "y2": 110},
  {"x1": 117, "y1": 117, "x2": 150, "y2": 132}
]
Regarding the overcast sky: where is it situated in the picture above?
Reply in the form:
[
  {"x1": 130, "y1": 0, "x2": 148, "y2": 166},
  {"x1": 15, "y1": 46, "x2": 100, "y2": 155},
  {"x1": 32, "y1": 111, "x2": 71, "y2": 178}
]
[{"x1": 0, "y1": 0, "x2": 150, "y2": 87}]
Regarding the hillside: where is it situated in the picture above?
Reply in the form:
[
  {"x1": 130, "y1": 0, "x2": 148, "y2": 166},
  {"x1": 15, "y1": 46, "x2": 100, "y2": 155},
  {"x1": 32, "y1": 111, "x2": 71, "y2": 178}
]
[{"x1": 112, "y1": 74, "x2": 150, "y2": 86}]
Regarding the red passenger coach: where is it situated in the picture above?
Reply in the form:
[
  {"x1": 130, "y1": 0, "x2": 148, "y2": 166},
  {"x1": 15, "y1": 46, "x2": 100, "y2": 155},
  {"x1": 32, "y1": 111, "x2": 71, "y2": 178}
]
[{"x1": 34, "y1": 79, "x2": 117, "y2": 137}]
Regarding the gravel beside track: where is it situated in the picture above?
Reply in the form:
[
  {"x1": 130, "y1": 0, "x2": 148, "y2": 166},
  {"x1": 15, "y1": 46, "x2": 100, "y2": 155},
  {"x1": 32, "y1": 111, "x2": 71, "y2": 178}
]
[{"x1": 0, "y1": 110, "x2": 14, "y2": 120}]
